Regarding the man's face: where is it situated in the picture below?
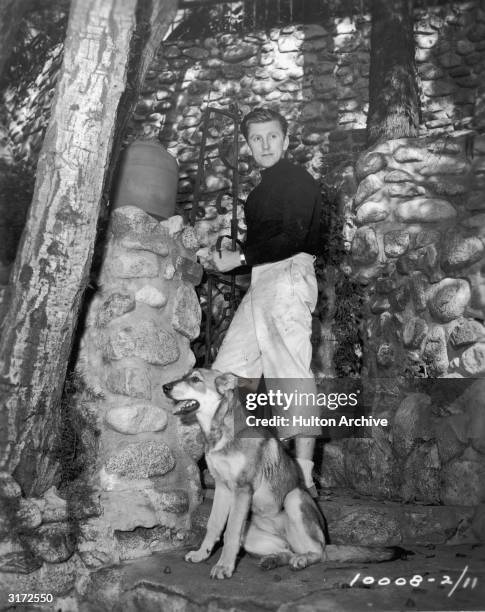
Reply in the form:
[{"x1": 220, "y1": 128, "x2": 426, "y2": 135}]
[{"x1": 246, "y1": 120, "x2": 289, "y2": 169}]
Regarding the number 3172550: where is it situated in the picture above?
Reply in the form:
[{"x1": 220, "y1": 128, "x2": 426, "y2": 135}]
[{"x1": 8, "y1": 593, "x2": 54, "y2": 603}]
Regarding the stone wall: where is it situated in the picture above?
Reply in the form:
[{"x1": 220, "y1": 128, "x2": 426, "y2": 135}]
[
  {"x1": 4, "y1": 3, "x2": 485, "y2": 261},
  {"x1": 0, "y1": 470, "x2": 91, "y2": 598},
  {"x1": 75, "y1": 206, "x2": 203, "y2": 566},
  {"x1": 319, "y1": 132, "x2": 485, "y2": 539},
  {"x1": 415, "y1": 3, "x2": 485, "y2": 132},
  {"x1": 349, "y1": 133, "x2": 485, "y2": 379},
  {"x1": 133, "y1": 16, "x2": 371, "y2": 234},
  {"x1": 6, "y1": 3, "x2": 485, "y2": 168},
  {"x1": 129, "y1": 2, "x2": 485, "y2": 220}
]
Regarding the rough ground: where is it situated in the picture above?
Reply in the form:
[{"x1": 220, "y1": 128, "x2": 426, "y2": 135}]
[
  {"x1": 79, "y1": 543, "x2": 485, "y2": 612},
  {"x1": 1, "y1": 494, "x2": 483, "y2": 611}
]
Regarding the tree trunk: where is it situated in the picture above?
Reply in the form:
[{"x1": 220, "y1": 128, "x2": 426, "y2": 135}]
[
  {"x1": 0, "y1": 0, "x2": 177, "y2": 496},
  {"x1": 366, "y1": 0, "x2": 420, "y2": 146},
  {"x1": 0, "y1": 0, "x2": 32, "y2": 80}
]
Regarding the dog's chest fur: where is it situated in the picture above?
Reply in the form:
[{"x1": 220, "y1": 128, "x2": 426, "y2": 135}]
[{"x1": 206, "y1": 449, "x2": 248, "y2": 489}]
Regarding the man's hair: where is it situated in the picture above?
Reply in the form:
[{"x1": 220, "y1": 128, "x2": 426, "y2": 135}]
[{"x1": 240, "y1": 107, "x2": 288, "y2": 140}]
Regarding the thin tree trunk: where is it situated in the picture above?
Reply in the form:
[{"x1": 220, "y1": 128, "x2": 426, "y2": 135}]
[
  {"x1": 0, "y1": 0, "x2": 32, "y2": 80},
  {"x1": 0, "y1": 0, "x2": 176, "y2": 496},
  {"x1": 367, "y1": 0, "x2": 420, "y2": 146}
]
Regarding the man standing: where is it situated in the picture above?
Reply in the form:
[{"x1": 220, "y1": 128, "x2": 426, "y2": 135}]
[{"x1": 211, "y1": 107, "x2": 322, "y2": 496}]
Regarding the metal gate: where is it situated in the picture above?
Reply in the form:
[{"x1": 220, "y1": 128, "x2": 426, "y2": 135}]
[{"x1": 190, "y1": 105, "x2": 247, "y2": 367}]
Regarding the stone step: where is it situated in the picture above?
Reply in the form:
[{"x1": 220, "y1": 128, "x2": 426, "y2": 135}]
[
  {"x1": 197, "y1": 488, "x2": 481, "y2": 546},
  {"x1": 317, "y1": 489, "x2": 480, "y2": 546}
]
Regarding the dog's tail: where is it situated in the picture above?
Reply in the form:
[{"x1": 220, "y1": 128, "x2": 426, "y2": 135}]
[{"x1": 325, "y1": 544, "x2": 407, "y2": 564}]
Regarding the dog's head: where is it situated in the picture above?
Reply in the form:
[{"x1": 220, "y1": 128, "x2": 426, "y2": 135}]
[{"x1": 163, "y1": 369, "x2": 238, "y2": 426}]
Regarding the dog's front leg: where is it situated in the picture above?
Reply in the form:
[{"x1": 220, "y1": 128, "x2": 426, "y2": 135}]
[
  {"x1": 185, "y1": 483, "x2": 232, "y2": 563},
  {"x1": 210, "y1": 486, "x2": 251, "y2": 579}
]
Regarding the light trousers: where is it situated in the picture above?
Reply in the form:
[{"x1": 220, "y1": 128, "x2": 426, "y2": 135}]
[{"x1": 212, "y1": 252, "x2": 321, "y2": 438}]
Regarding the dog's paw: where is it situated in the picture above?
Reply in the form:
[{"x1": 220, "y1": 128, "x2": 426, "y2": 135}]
[
  {"x1": 289, "y1": 554, "x2": 309, "y2": 570},
  {"x1": 210, "y1": 562, "x2": 234, "y2": 579},
  {"x1": 185, "y1": 548, "x2": 210, "y2": 563}
]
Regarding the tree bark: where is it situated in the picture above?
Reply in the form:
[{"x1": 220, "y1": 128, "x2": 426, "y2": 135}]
[
  {"x1": 0, "y1": 0, "x2": 33, "y2": 80},
  {"x1": 0, "y1": 0, "x2": 177, "y2": 496},
  {"x1": 366, "y1": 0, "x2": 420, "y2": 146}
]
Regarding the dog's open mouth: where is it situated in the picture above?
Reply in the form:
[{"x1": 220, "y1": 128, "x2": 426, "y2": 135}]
[{"x1": 173, "y1": 399, "x2": 200, "y2": 416}]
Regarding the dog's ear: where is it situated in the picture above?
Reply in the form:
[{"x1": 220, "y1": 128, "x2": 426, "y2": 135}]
[
  {"x1": 215, "y1": 372, "x2": 238, "y2": 396},
  {"x1": 213, "y1": 373, "x2": 238, "y2": 429}
]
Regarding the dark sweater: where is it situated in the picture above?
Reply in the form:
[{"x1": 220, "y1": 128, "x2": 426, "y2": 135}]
[{"x1": 242, "y1": 158, "x2": 322, "y2": 267}]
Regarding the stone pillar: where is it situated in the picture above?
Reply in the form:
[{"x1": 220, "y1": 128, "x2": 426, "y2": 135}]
[
  {"x1": 320, "y1": 135, "x2": 485, "y2": 526},
  {"x1": 350, "y1": 134, "x2": 484, "y2": 380},
  {"x1": 76, "y1": 206, "x2": 204, "y2": 567}
]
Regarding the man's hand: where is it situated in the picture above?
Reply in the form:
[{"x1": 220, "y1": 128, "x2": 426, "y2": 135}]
[{"x1": 213, "y1": 249, "x2": 242, "y2": 273}]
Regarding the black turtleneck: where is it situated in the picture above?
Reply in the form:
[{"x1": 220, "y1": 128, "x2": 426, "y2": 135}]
[{"x1": 241, "y1": 158, "x2": 322, "y2": 267}]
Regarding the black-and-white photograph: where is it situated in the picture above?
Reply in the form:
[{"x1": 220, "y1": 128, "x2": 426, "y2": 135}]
[{"x1": 0, "y1": 0, "x2": 484, "y2": 610}]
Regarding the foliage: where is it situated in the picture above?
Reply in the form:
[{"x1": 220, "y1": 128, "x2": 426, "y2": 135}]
[
  {"x1": 315, "y1": 177, "x2": 364, "y2": 378},
  {"x1": 54, "y1": 371, "x2": 100, "y2": 491},
  {"x1": 332, "y1": 272, "x2": 365, "y2": 377},
  {"x1": 0, "y1": 0, "x2": 69, "y2": 95},
  {"x1": 317, "y1": 180, "x2": 345, "y2": 267}
]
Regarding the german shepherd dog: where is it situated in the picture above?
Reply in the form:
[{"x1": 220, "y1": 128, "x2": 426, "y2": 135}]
[{"x1": 164, "y1": 369, "x2": 402, "y2": 580}]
